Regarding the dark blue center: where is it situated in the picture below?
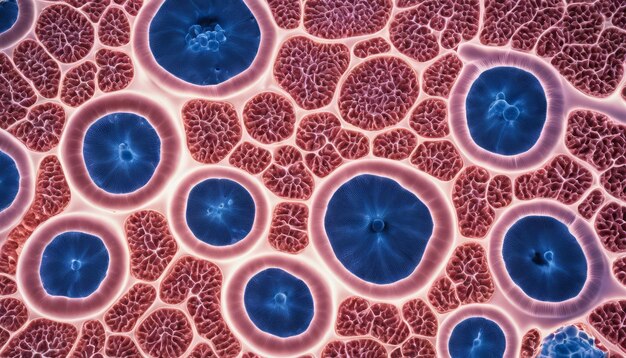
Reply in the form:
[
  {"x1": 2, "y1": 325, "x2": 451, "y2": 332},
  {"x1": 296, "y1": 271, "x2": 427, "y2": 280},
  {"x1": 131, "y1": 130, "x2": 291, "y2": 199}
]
[
  {"x1": 324, "y1": 174, "x2": 434, "y2": 284},
  {"x1": 149, "y1": 0, "x2": 261, "y2": 86},
  {"x1": 0, "y1": 0, "x2": 18, "y2": 34},
  {"x1": 449, "y1": 317, "x2": 506, "y2": 358},
  {"x1": 243, "y1": 268, "x2": 314, "y2": 338},
  {"x1": 502, "y1": 215, "x2": 587, "y2": 302},
  {"x1": 185, "y1": 178, "x2": 255, "y2": 246},
  {"x1": 539, "y1": 325, "x2": 606, "y2": 358},
  {"x1": 465, "y1": 66, "x2": 547, "y2": 156},
  {"x1": 39, "y1": 231, "x2": 109, "y2": 298},
  {"x1": 83, "y1": 112, "x2": 161, "y2": 194},
  {"x1": 0, "y1": 150, "x2": 19, "y2": 212}
]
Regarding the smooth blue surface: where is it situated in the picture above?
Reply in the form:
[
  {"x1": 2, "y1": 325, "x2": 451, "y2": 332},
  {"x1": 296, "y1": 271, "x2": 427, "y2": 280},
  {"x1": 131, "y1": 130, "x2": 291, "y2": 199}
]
[
  {"x1": 83, "y1": 112, "x2": 161, "y2": 194},
  {"x1": 503, "y1": 215, "x2": 587, "y2": 302},
  {"x1": 0, "y1": 0, "x2": 18, "y2": 34},
  {"x1": 186, "y1": 178, "x2": 255, "y2": 246},
  {"x1": 149, "y1": 0, "x2": 261, "y2": 86},
  {"x1": 449, "y1": 317, "x2": 506, "y2": 358},
  {"x1": 539, "y1": 325, "x2": 606, "y2": 358},
  {"x1": 0, "y1": 150, "x2": 19, "y2": 212},
  {"x1": 465, "y1": 66, "x2": 547, "y2": 155},
  {"x1": 40, "y1": 231, "x2": 109, "y2": 298},
  {"x1": 244, "y1": 268, "x2": 314, "y2": 338},
  {"x1": 324, "y1": 174, "x2": 434, "y2": 284}
]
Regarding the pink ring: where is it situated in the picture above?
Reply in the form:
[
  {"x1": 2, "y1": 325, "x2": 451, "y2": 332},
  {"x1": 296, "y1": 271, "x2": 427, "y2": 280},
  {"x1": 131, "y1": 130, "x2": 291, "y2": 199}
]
[
  {"x1": 489, "y1": 201, "x2": 606, "y2": 318},
  {"x1": 0, "y1": 0, "x2": 34, "y2": 49},
  {"x1": 61, "y1": 92, "x2": 181, "y2": 210},
  {"x1": 133, "y1": 0, "x2": 277, "y2": 97},
  {"x1": 438, "y1": 304, "x2": 519, "y2": 358},
  {"x1": 169, "y1": 167, "x2": 269, "y2": 260},
  {"x1": 16, "y1": 214, "x2": 128, "y2": 320},
  {"x1": 0, "y1": 130, "x2": 33, "y2": 231},
  {"x1": 224, "y1": 254, "x2": 333, "y2": 357},
  {"x1": 449, "y1": 44, "x2": 565, "y2": 171},
  {"x1": 310, "y1": 160, "x2": 454, "y2": 299}
]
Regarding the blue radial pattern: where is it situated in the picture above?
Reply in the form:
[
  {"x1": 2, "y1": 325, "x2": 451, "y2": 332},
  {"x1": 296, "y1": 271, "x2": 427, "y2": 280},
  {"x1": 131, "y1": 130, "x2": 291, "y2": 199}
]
[
  {"x1": 449, "y1": 317, "x2": 506, "y2": 358},
  {"x1": 0, "y1": 0, "x2": 18, "y2": 34},
  {"x1": 0, "y1": 150, "x2": 19, "y2": 212},
  {"x1": 324, "y1": 174, "x2": 434, "y2": 284}
]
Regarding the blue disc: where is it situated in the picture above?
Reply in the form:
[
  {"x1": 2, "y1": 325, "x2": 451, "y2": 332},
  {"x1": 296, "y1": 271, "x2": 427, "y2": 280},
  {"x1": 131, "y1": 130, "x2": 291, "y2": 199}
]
[
  {"x1": 0, "y1": 0, "x2": 18, "y2": 34},
  {"x1": 244, "y1": 268, "x2": 314, "y2": 338},
  {"x1": 502, "y1": 215, "x2": 587, "y2": 302},
  {"x1": 324, "y1": 174, "x2": 434, "y2": 284},
  {"x1": 449, "y1": 317, "x2": 506, "y2": 358},
  {"x1": 539, "y1": 325, "x2": 606, "y2": 358},
  {"x1": 185, "y1": 178, "x2": 255, "y2": 246},
  {"x1": 0, "y1": 150, "x2": 19, "y2": 213},
  {"x1": 39, "y1": 231, "x2": 109, "y2": 298},
  {"x1": 83, "y1": 112, "x2": 161, "y2": 194},
  {"x1": 149, "y1": 0, "x2": 261, "y2": 86},
  {"x1": 465, "y1": 66, "x2": 547, "y2": 155}
]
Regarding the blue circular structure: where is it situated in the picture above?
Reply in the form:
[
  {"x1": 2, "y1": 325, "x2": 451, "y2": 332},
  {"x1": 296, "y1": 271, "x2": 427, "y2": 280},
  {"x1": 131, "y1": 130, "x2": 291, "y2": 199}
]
[
  {"x1": 39, "y1": 231, "x2": 110, "y2": 298},
  {"x1": 0, "y1": 0, "x2": 18, "y2": 34},
  {"x1": 324, "y1": 174, "x2": 434, "y2": 284},
  {"x1": 243, "y1": 268, "x2": 314, "y2": 338},
  {"x1": 0, "y1": 150, "x2": 19, "y2": 213},
  {"x1": 149, "y1": 0, "x2": 261, "y2": 86},
  {"x1": 539, "y1": 325, "x2": 605, "y2": 358},
  {"x1": 83, "y1": 112, "x2": 161, "y2": 194},
  {"x1": 449, "y1": 317, "x2": 506, "y2": 358},
  {"x1": 185, "y1": 178, "x2": 255, "y2": 246},
  {"x1": 502, "y1": 215, "x2": 587, "y2": 302},
  {"x1": 465, "y1": 66, "x2": 547, "y2": 156}
]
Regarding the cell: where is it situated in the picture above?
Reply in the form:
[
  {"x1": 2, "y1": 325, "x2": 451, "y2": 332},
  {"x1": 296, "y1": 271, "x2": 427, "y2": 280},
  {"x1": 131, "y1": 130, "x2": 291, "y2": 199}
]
[
  {"x1": 338, "y1": 56, "x2": 419, "y2": 131},
  {"x1": 410, "y1": 140, "x2": 464, "y2": 181},
  {"x1": 588, "y1": 300, "x2": 626, "y2": 353},
  {"x1": 601, "y1": 166, "x2": 626, "y2": 202},
  {"x1": 228, "y1": 141, "x2": 272, "y2": 175},
  {"x1": 335, "y1": 296, "x2": 374, "y2": 337},
  {"x1": 332, "y1": 129, "x2": 370, "y2": 160},
  {"x1": 595, "y1": 202, "x2": 626, "y2": 253},
  {"x1": 98, "y1": 7, "x2": 130, "y2": 47},
  {"x1": 82, "y1": 112, "x2": 161, "y2": 194},
  {"x1": 0, "y1": 0, "x2": 18, "y2": 34},
  {"x1": 95, "y1": 48, "x2": 135, "y2": 93},
  {"x1": 189, "y1": 343, "x2": 218, "y2": 358},
  {"x1": 0, "y1": 53, "x2": 36, "y2": 130},
  {"x1": 304, "y1": 144, "x2": 343, "y2": 178},
  {"x1": 0, "y1": 318, "x2": 78, "y2": 357},
  {"x1": 262, "y1": 145, "x2": 315, "y2": 200},
  {"x1": 60, "y1": 61, "x2": 97, "y2": 107},
  {"x1": 422, "y1": 53, "x2": 463, "y2": 98},
  {"x1": 452, "y1": 166, "x2": 495, "y2": 239},
  {"x1": 539, "y1": 325, "x2": 606, "y2": 358},
  {"x1": 428, "y1": 277, "x2": 461, "y2": 313},
  {"x1": 243, "y1": 92, "x2": 296, "y2": 144},
  {"x1": 446, "y1": 243, "x2": 495, "y2": 305},
  {"x1": 35, "y1": 4, "x2": 94, "y2": 63},
  {"x1": 135, "y1": 308, "x2": 194, "y2": 358},
  {"x1": 8, "y1": 102, "x2": 66, "y2": 153},
  {"x1": 486, "y1": 175, "x2": 513, "y2": 209},
  {"x1": 448, "y1": 317, "x2": 506, "y2": 358},
  {"x1": 303, "y1": 0, "x2": 392, "y2": 39},
  {"x1": 369, "y1": 303, "x2": 410, "y2": 345},
  {"x1": 520, "y1": 328, "x2": 542, "y2": 358},
  {"x1": 408, "y1": 98, "x2": 450, "y2": 139},
  {"x1": 388, "y1": 8, "x2": 439, "y2": 62},
  {"x1": 71, "y1": 320, "x2": 106, "y2": 358},
  {"x1": 266, "y1": 0, "x2": 300, "y2": 29},
  {"x1": 12, "y1": 39, "x2": 61, "y2": 98},
  {"x1": 614, "y1": 257, "x2": 626, "y2": 286},
  {"x1": 0, "y1": 275, "x2": 17, "y2": 295},
  {"x1": 0, "y1": 297, "x2": 28, "y2": 332},
  {"x1": 105, "y1": 335, "x2": 142, "y2": 358},
  {"x1": 402, "y1": 298, "x2": 438, "y2": 337},
  {"x1": 390, "y1": 337, "x2": 437, "y2": 358},
  {"x1": 320, "y1": 339, "x2": 387, "y2": 358},
  {"x1": 295, "y1": 112, "x2": 341, "y2": 152},
  {"x1": 0, "y1": 150, "x2": 20, "y2": 213},
  {"x1": 578, "y1": 189, "x2": 606, "y2": 220},
  {"x1": 268, "y1": 202, "x2": 309, "y2": 254},
  {"x1": 353, "y1": 37, "x2": 391, "y2": 59},
  {"x1": 79, "y1": 0, "x2": 111, "y2": 23},
  {"x1": 104, "y1": 283, "x2": 156, "y2": 332},
  {"x1": 124, "y1": 0, "x2": 142, "y2": 16}
]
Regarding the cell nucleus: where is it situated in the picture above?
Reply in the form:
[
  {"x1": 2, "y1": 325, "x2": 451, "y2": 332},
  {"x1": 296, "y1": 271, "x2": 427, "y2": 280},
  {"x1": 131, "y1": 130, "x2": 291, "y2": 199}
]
[
  {"x1": 0, "y1": 150, "x2": 19, "y2": 212},
  {"x1": 0, "y1": 0, "x2": 18, "y2": 34}
]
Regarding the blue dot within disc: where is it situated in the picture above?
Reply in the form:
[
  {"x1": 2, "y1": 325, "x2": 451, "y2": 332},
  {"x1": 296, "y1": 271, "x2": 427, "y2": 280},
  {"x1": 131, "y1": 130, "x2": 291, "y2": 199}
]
[
  {"x1": 185, "y1": 178, "x2": 255, "y2": 246},
  {"x1": 39, "y1": 231, "x2": 109, "y2": 298},
  {"x1": 244, "y1": 268, "x2": 314, "y2": 338},
  {"x1": 0, "y1": 150, "x2": 19, "y2": 212},
  {"x1": 149, "y1": 0, "x2": 261, "y2": 86},
  {"x1": 83, "y1": 112, "x2": 161, "y2": 194},
  {"x1": 0, "y1": 0, "x2": 18, "y2": 34},
  {"x1": 465, "y1": 66, "x2": 547, "y2": 156},
  {"x1": 449, "y1": 317, "x2": 506, "y2": 358},
  {"x1": 324, "y1": 174, "x2": 434, "y2": 284},
  {"x1": 502, "y1": 215, "x2": 587, "y2": 302}
]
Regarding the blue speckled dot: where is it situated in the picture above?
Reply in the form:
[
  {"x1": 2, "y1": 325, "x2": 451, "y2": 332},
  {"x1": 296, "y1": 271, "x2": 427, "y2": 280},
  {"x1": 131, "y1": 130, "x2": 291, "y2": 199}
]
[
  {"x1": 185, "y1": 178, "x2": 255, "y2": 246},
  {"x1": 324, "y1": 174, "x2": 434, "y2": 284},
  {"x1": 244, "y1": 268, "x2": 314, "y2": 338},
  {"x1": 539, "y1": 325, "x2": 606, "y2": 358},
  {"x1": 149, "y1": 0, "x2": 261, "y2": 86},
  {"x1": 503, "y1": 215, "x2": 587, "y2": 302},
  {"x1": 449, "y1": 317, "x2": 506, "y2": 358},
  {"x1": 83, "y1": 112, "x2": 161, "y2": 194},
  {"x1": 0, "y1": 150, "x2": 19, "y2": 213},
  {"x1": 39, "y1": 231, "x2": 109, "y2": 298},
  {"x1": 465, "y1": 66, "x2": 547, "y2": 155},
  {"x1": 0, "y1": 0, "x2": 18, "y2": 34}
]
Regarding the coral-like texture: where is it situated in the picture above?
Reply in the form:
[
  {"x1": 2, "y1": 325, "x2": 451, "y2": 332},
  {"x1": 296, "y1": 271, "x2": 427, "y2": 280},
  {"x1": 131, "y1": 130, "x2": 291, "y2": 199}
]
[
  {"x1": 71, "y1": 320, "x2": 106, "y2": 358},
  {"x1": 333, "y1": 129, "x2": 370, "y2": 160},
  {"x1": 228, "y1": 142, "x2": 272, "y2": 175},
  {"x1": 95, "y1": 49, "x2": 134, "y2": 93},
  {"x1": 104, "y1": 283, "x2": 156, "y2": 332},
  {"x1": 0, "y1": 276, "x2": 17, "y2": 296},
  {"x1": 262, "y1": 145, "x2": 315, "y2": 200},
  {"x1": 409, "y1": 98, "x2": 450, "y2": 138},
  {"x1": 295, "y1": 112, "x2": 341, "y2": 152},
  {"x1": 0, "y1": 298, "x2": 28, "y2": 332},
  {"x1": 353, "y1": 37, "x2": 391, "y2": 58},
  {"x1": 267, "y1": 0, "x2": 301, "y2": 29},
  {"x1": 613, "y1": 257, "x2": 626, "y2": 287},
  {"x1": 588, "y1": 300, "x2": 626, "y2": 352},
  {"x1": 422, "y1": 53, "x2": 463, "y2": 98},
  {"x1": 12, "y1": 39, "x2": 61, "y2": 99},
  {"x1": 372, "y1": 129, "x2": 417, "y2": 161},
  {"x1": 61, "y1": 61, "x2": 97, "y2": 107},
  {"x1": 105, "y1": 335, "x2": 142, "y2": 357},
  {"x1": 135, "y1": 308, "x2": 193, "y2": 358},
  {"x1": 520, "y1": 328, "x2": 542, "y2": 358},
  {"x1": 452, "y1": 166, "x2": 495, "y2": 239},
  {"x1": 1, "y1": 319, "x2": 78, "y2": 357},
  {"x1": 35, "y1": 4, "x2": 94, "y2": 63},
  {"x1": 595, "y1": 202, "x2": 626, "y2": 253},
  {"x1": 98, "y1": 7, "x2": 130, "y2": 47},
  {"x1": 0, "y1": 54, "x2": 36, "y2": 130},
  {"x1": 303, "y1": 0, "x2": 392, "y2": 39},
  {"x1": 268, "y1": 202, "x2": 309, "y2": 254},
  {"x1": 486, "y1": 175, "x2": 513, "y2": 209},
  {"x1": 579, "y1": 189, "x2": 606, "y2": 220},
  {"x1": 402, "y1": 298, "x2": 438, "y2": 337},
  {"x1": 390, "y1": 337, "x2": 437, "y2": 358},
  {"x1": 410, "y1": 140, "x2": 464, "y2": 181},
  {"x1": 8, "y1": 102, "x2": 66, "y2": 152},
  {"x1": 321, "y1": 339, "x2": 387, "y2": 357},
  {"x1": 243, "y1": 92, "x2": 295, "y2": 144}
]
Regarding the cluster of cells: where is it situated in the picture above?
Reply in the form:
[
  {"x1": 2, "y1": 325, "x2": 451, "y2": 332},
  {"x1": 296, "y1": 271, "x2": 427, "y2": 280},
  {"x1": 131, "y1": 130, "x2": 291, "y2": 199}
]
[{"x1": 0, "y1": 0, "x2": 625, "y2": 357}]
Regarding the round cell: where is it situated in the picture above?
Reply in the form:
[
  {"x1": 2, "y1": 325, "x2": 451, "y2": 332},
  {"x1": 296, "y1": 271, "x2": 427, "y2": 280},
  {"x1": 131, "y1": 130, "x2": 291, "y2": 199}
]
[
  {"x1": 83, "y1": 112, "x2": 161, "y2": 194},
  {"x1": 185, "y1": 178, "x2": 255, "y2": 246},
  {"x1": 503, "y1": 215, "x2": 587, "y2": 302},
  {"x1": 149, "y1": 0, "x2": 260, "y2": 86},
  {"x1": 324, "y1": 174, "x2": 434, "y2": 284},
  {"x1": 0, "y1": 0, "x2": 18, "y2": 34},
  {"x1": 0, "y1": 151, "x2": 19, "y2": 213},
  {"x1": 39, "y1": 231, "x2": 109, "y2": 298},
  {"x1": 539, "y1": 325, "x2": 605, "y2": 358},
  {"x1": 448, "y1": 317, "x2": 506, "y2": 358},
  {"x1": 243, "y1": 268, "x2": 314, "y2": 338}
]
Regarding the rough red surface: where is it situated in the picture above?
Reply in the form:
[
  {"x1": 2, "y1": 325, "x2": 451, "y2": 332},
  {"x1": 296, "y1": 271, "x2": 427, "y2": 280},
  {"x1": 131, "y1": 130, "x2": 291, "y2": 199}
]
[
  {"x1": 80, "y1": 0, "x2": 111, "y2": 23},
  {"x1": 410, "y1": 140, "x2": 463, "y2": 181},
  {"x1": 35, "y1": 4, "x2": 94, "y2": 63},
  {"x1": 274, "y1": 36, "x2": 350, "y2": 110},
  {"x1": 0, "y1": 53, "x2": 37, "y2": 130},
  {"x1": 422, "y1": 53, "x2": 463, "y2": 98},
  {"x1": 333, "y1": 129, "x2": 370, "y2": 160},
  {"x1": 520, "y1": 328, "x2": 542, "y2": 358},
  {"x1": 452, "y1": 166, "x2": 495, "y2": 239},
  {"x1": 304, "y1": 144, "x2": 343, "y2": 178},
  {"x1": 8, "y1": 102, "x2": 66, "y2": 152},
  {"x1": 579, "y1": 189, "x2": 606, "y2": 220},
  {"x1": 189, "y1": 343, "x2": 218, "y2": 358},
  {"x1": 613, "y1": 257, "x2": 626, "y2": 287},
  {"x1": 136, "y1": 308, "x2": 193, "y2": 358},
  {"x1": 12, "y1": 39, "x2": 61, "y2": 99},
  {"x1": 372, "y1": 129, "x2": 417, "y2": 160},
  {"x1": 601, "y1": 166, "x2": 626, "y2": 202},
  {"x1": 390, "y1": 337, "x2": 437, "y2": 358},
  {"x1": 486, "y1": 175, "x2": 513, "y2": 209},
  {"x1": 588, "y1": 300, "x2": 626, "y2": 352},
  {"x1": 321, "y1": 339, "x2": 387, "y2": 358},
  {"x1": 335, "y1": 296, "x2": 374, "y2": 337},
  {"x1": 71, "y1": 320, "x2": 106, "y2": 358},
  {"x1": 0, "y1": 298, "x2": 28, "y2": 332},
  {"x1": 369, "y1": 303, "x2": 411, "y2": 345},
  {"x1": 124, "y1": 0, "x2": 143, "y2": 16},
  {"x1": 402, "y1": 298, "x2": 438, "y2": 337},
  {"x1": 0, "y1": 276, "x2": 17, "y2": 296},
  {"x1": 0, "y1": 319, "x2": 78, "y2": 357},
  {"x1": 409, "y1": 98, "x2": 450, "y2": 138},
  {"x1": 104, "y1": 283, "x2": 156, "y2": 333},
  {"x1": 105, "y1": 335, "x2": 142, "y2": 358},
  {"x1": 125, "y1": 210, "x2": 178, "y2": 282},
  {"x1": 61, "y1": 61, "x2": 97, "y2": 107},
  {"x1": 428, "y1": 276, "x2": 460, "y2": 314},
  {"x1": 182, "y1": 100, "x2": 242, "y2": 164},
  {"x1": 303, "y1": 0, "x2": 392, "y2": 39},
  {"x1": 262, "y1": 145, "x2": 315, "y2": 200},
  {"x1": 267, "y1": 0, "x2": 301, "y2": 29},
  {"x1": 595, "y1": 202, "x2": 626, "y2": 253},
  {"x1": 96, "y1": 48, "x2": 134, "y2": 93},
  {"x1": 98, "y1": 7, "x2": 131, "y2": 47},
  {"x1": 295, "y1": 112, "x2": 341, "y2": 152},
  {"x1": 353, "y1": 37, "x2": 391, "y2": 58},
  {"x1": 446, "y1": 243, "x2": 495, "y2": 305},
  {"x1": 338, "y1": 56, "x2": 419, "y2": 131},
  {"x1": 228, "y1": 142, "x2": 272, "y2": 175},
  {"x1": 243, "y1": 92, "x2": 296, "y2": 144},
  {"x1": 268, "y1": 202, "x2": 309, "y2": 254}
]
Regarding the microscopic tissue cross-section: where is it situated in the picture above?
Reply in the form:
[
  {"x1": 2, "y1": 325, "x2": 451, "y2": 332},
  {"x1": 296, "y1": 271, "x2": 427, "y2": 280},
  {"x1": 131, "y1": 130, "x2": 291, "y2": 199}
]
[{"x1": 0, "y1": 0, "x2": 625, "y2": 357}]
